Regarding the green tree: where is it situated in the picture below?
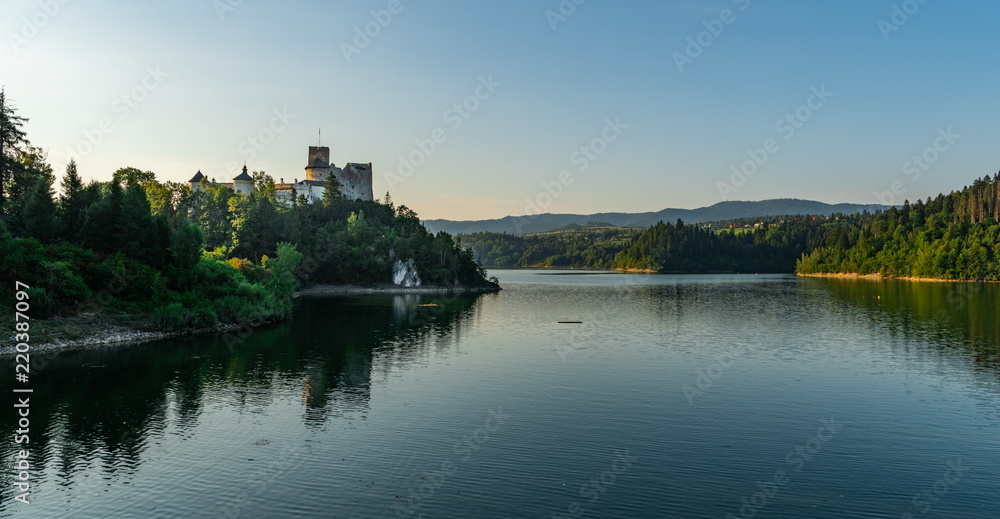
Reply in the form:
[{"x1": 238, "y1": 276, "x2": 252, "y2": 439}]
[
  {"x1": 229, "y1": 193, "x2": 279, "y2": 261},
  {"x1": 112, "y1": 167, "x2": 156, "y2": 187},
  {"x1": 322, "y1": 174, "x2": 343, "y2": 207},
  {"x1": 22, "y1": 172, "x2": 59, "y2": 242},
  {"x1": 251, "y1": 171, "x2": 276, "y2": 201},
  {"x1": 80, "y1": 182, "x2": 124, "y2": 252},
  {"x1": 5, "y1": 146, "x2": 54, "y2": 234},
  {"x1": 0, "y1": 88, "x2": 29, "y2": 215},
  {"x1": 146, "y1": 180, "x2": 190, "y2": 221},
  {"x1": 59, "y1": 159, "x2": 86, "y2": 242},
  {"x1": 117, "y1": 184, "x2": 161, "y2": 265}
]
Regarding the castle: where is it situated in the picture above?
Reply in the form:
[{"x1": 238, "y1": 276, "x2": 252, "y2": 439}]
[{"x1": 189, "y1": 145, "x2": 374, "y2": 203}]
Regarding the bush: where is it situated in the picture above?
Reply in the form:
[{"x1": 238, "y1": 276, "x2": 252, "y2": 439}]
[
  {"x1": 152, "y1": 302, "x2": 218, "y2": 332},
  {"x1": 25, "y1": 287, "x2": 53, "y2": 319},
  {"x1": 42, "y1": 261, "x2": 92, "y2": 307}
]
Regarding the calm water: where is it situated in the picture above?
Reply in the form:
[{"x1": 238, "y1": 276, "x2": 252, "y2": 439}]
[{"x1": 2, "y1": 271, "x2": 999, "y2": 518}]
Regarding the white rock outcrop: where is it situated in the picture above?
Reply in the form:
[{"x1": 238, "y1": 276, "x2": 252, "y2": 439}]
[{"x1": 392, "y1": 259, "x2": 421, "y2": 287}]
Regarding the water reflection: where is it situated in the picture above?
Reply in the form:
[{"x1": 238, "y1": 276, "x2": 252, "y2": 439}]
[
  {"x1": 0, "y1": 293, "x2": 483, "y2": 510},
  {"x1": 1, "y1": 275, "x2": 998, "y2": 518},
  {"x1": 805, "y1": 277, "x2": 1000, "y2": 373}
]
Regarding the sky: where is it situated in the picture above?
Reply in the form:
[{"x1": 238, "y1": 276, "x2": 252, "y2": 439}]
[{"x1": 2, "y1": 0, "x2": 1000, "y2": 220}]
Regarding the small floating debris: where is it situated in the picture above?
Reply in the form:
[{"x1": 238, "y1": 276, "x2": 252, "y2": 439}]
[
  {"x1": 417, "y1": 304, "x2": 440, "y2": 307},
  {"x1": 558, "y1": 321, "x2": 583, "y2": 324}
]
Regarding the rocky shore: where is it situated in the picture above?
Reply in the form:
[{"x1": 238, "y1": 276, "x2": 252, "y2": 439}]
[
  {"x1": 2, "y1": 283, "x2": 501, "y2": 357},
  {"x1": 0, "y1": 313, "x2": 257, "y2": 357}
]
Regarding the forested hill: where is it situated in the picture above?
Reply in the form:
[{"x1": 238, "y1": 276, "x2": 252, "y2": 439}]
[
  {"x1": 798, "y1": 174, "x2": 1000, "y2": 280},
  {"x1": 0, "y1": 90, "x2": 492, "y2": 335},
  {"x1": 461, "y1": 215, "x2": 853, "y2": 272},
  {"x1": 425, "y1": 199, "x2": 889, "y2": 235}
]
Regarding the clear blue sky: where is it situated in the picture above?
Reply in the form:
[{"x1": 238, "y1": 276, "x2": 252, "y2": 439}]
[{"x1": 2, "y1": 0, "x2": 999, "y2": 220}]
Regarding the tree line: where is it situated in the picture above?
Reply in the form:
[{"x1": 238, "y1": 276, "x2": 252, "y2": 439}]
[
  {"x1": 462, "y1": 216, "x2": 850, "y2": 273},
  {"x1": 798, "y1": 174, "x2": 1000, "y2": 280},
  {"x1": 0, "y1": 92, "x2": 489, "y2": 332}
]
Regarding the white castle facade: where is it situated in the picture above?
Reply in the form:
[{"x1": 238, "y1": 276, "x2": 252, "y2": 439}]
[{"x1": 189, "y1": 145, "x2": 374, "y2": 204}]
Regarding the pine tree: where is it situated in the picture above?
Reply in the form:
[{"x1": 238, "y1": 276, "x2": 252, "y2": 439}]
[
  {"x1": 81, "y1": 182, "x2": 124, "y2": 252},
  {"x1": 0, "y1": 88, "x2": 29, "y2": 215},
  {"x1": 322, "y1": 174, "x2": 343, "y2": 207},
  {"x1": 59, "y1": 159, "x2": 85, "y2": 241},
  {"x1": 22, "y1": 173, "x2": 59, "y2": 242},
  {"x1": 116, "y1": 184, "x2": 158, "y2": 264}
]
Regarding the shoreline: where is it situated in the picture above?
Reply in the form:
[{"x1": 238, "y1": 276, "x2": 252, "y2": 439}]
[
  {"x1": 0, "y1": 316, "x2": 266, "y2": 358},
  {"x1": 2, "y1": 283, "x2": 502, "y2": 357},
  {"x1": 293, "y1": 283, "x2": 501, "y2": 297},
  {"x1": 797, "y1": 272, "x2": 1000, "y2": 283}
]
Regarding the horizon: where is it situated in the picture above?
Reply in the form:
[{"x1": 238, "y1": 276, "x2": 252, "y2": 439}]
[
  {"x1": 3, "y1": 1, "x2": 999, "y2": 220},
  {"x1": 423, "y1": 196, "x2": 898, "y2": 223}
]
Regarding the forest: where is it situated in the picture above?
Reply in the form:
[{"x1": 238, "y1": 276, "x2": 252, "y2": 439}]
[
  {"x1": 465, "y1": 175, "x2": 1000, "y2": 281},
  {"x1": 462, "y1": 216, "x2": 853, "y2": 273},
  {"x1": 797, "y1": 174, "x2": 1000, "y2": 280},
  {"x1": 0, "y1": 91, "x2": 489, "y2": 333},
  {"x1": 461, "y1": 226, "x2": 641, "y2": 269}
]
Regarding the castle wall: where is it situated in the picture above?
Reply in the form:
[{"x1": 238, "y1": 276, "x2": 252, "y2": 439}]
[
  {"x1": 299, "y1": 146, "x2": 374, "y2": 203},
  {"x1": 339, "y1": 163, "x2": 374, "y2": 201}
]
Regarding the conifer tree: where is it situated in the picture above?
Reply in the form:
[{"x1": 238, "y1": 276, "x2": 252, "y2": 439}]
[
  {"x1": 59, "y1": 159, "x2": 85, "y2": 241},
  {"x1": 0, "y1": 88, "x2": 29, "y2": 214},
  {"x1": 323, "y1": 174, "x2": 343, "y2": 207},
  {"x1": 22, "y1": 173, "x2": 59, "y2": 242}
]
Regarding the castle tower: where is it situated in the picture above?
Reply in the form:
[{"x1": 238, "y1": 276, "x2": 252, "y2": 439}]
[
  {"x1": 188, "y1": 170, "x2": 205, "y2": 192},
  {"x1": 233, "y1": 164, "x2": 253, "y2": 195},
  {"x1": 305, "y1": 146, "x2": 332, "y2": 181}
]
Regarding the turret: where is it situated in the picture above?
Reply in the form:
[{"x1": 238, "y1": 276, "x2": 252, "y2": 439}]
[
  {"x1": 189, "y1": 171, "x2": 205, "y2": 192},
  {"x1": 233, "y1": 164, "x2": 253, "y2": 195}
]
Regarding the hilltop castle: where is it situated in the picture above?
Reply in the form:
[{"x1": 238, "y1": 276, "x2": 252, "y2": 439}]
[{"x1": 189, "y1": 145, "x2": 374, "y2": 203}]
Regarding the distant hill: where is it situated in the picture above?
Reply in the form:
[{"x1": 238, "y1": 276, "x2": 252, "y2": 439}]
[{"x1": 423, "y1": 199, "x2": 891, "y2": 235}]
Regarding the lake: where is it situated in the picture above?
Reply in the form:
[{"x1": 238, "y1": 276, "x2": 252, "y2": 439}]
[{"x1": 2, "y1": 271, "x2": 998, "y2": 518}]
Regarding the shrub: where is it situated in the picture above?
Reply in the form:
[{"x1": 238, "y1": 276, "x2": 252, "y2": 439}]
[
  {"x1": 152, "y1": 302, "x2": 218, "y2": 332},
  {"x1": 25, "y1": 287, "x2": 53, "y2": 319}
]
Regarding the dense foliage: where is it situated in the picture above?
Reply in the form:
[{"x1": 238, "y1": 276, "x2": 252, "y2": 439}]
[
  {"x1": 0, "y1": 95, "x2": 489, "y2": 333},
  {"x1": 189, "y1": 182, "x2": 488, "y2": 287},
  {"x1": 463, "y1": 217, "x2": 846, "y2": 273},
  {"x1": 461, "y1": 227, "x2": 640, "y2": 268},
  {"x1": 798, "y1": 175, "x2": 1000, "y2": 280},
  {"x1": 612, "y1": 217, "x2": 844, "y2": 272}
]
